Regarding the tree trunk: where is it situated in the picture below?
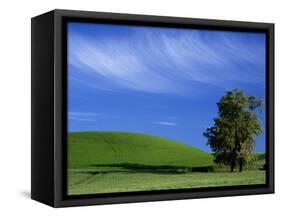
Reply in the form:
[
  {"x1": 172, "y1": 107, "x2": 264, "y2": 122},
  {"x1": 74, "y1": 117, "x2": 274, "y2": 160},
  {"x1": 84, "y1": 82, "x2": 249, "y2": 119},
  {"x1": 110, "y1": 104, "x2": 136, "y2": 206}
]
[
  {"x1": 231, "y1": 164, "x2": 235, "y2": 172},
  {"x1": 239, "y1": 161, "x2": 243, "y2": 172}
]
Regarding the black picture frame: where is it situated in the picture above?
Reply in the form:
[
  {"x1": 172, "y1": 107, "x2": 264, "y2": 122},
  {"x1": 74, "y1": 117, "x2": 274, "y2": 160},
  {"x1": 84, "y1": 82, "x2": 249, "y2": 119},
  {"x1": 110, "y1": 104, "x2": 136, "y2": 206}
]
[{"x1": 31, "y1": 9, "x2": 274, "y2": 207}]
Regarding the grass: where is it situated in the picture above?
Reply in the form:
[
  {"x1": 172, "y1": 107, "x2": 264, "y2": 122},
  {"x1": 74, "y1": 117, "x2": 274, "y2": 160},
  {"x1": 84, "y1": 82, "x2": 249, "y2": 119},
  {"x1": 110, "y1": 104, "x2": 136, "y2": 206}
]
[
  {"x1": 254, "y1": 153, "x2": 266, "y2": 169},
  {"x1": 68, "y1": 131, "x2": 214, "y2": 169},
  {"x1": 68, "y1": 131, "x2": 266, "y2": 195},
  {"x1": 68, "y1": 170, "x2": 265, "y2": 195}
]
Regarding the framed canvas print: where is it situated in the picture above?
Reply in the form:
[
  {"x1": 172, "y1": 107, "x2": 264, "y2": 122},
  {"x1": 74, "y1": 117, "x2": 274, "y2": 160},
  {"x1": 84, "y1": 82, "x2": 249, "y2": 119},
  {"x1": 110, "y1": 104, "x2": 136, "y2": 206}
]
[{"x1": 31, "y1": 9, "x2": 274, "y2": 207}]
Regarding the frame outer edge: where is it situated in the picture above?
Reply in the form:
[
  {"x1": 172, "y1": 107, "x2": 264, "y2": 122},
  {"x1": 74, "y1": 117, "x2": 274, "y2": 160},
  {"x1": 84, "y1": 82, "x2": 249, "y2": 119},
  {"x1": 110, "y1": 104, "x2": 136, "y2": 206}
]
[
  {"x1": 268, "y1": 23, "x2": 274, "y2": 193},
  {"x1": 50, "y1": 9, "x2": 275, "y2": 207},
  {"x1": 54, "y1": 10, "x2": 65, "y2": 207}
]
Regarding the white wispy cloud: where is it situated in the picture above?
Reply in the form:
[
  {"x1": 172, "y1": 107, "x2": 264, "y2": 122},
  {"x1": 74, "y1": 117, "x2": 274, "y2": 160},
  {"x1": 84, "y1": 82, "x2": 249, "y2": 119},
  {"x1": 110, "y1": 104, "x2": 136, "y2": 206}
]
[
  {"x1": 68, "y1": 24, "x2": 265, "y2": 95},
  {"x1": 154, "y1": 121, "x2": 177, "y2": 126},
  {"x1": 68, "y1": 112, "x2": 99, "y2": 122}
]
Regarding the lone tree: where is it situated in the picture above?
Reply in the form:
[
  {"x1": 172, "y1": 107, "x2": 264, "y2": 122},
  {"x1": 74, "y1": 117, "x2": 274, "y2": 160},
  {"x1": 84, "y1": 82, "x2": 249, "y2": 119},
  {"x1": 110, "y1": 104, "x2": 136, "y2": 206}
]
[{"x1": 203, "y1": 89, "x2": 263, "y2": 172}]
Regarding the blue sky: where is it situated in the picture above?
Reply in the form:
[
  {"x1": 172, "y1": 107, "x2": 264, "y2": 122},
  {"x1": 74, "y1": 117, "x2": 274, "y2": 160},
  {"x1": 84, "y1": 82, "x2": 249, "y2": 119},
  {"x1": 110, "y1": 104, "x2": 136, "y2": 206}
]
[{"x1": 67, "y1": 22, "x2": 266, "y2": 152}]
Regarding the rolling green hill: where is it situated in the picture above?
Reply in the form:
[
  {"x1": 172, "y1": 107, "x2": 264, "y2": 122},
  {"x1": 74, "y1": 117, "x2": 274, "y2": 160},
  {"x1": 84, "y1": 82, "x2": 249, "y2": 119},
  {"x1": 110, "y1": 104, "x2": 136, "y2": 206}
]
[
  {"x1": 67, "y1": 131, "x2": 266, "y2": 195},
  {"x1": 256, "y1": 153, "x2": 265, "y2": 161},
  {"x1": 253, "y1": 153, "x2": 266, "y2": 169},
  {"x1": 68, "y1": 131, "x2": 214, "y2": 170}
]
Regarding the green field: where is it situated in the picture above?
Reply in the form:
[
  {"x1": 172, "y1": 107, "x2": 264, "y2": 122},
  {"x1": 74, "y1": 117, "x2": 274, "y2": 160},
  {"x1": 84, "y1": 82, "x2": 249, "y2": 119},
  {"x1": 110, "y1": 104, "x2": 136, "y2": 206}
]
[{"x1": 68, "y1": 131, "x2": 266, "y2": 195}]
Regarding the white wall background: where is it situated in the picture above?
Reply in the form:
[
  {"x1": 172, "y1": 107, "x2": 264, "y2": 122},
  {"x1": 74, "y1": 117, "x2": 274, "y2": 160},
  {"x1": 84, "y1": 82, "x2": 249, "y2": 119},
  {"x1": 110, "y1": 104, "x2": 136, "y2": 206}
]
[{"x1": 0, "y1": 0, "x2": 279, "y2": 216}]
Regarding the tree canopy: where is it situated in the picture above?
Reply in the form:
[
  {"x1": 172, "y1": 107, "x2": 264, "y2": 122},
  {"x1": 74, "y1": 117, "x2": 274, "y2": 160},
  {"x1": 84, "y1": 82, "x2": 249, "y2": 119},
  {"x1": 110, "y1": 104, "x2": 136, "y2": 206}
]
[{"x1": 203, "y1": 89, "x2": 263, "y2": 172}]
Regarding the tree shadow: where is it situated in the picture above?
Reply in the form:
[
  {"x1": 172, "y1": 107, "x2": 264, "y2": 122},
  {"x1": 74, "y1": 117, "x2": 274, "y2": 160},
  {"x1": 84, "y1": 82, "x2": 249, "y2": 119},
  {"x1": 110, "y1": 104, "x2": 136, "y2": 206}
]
[{"x1": 86, "y1": 163, "x2": 214, "y2": 175}]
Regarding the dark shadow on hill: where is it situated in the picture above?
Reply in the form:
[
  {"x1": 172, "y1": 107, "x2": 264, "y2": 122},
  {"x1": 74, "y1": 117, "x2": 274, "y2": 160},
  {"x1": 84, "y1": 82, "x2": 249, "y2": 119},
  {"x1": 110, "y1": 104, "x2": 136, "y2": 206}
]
[{"x1": 88, "y1": 163, "x2": 214, "y2": 175}]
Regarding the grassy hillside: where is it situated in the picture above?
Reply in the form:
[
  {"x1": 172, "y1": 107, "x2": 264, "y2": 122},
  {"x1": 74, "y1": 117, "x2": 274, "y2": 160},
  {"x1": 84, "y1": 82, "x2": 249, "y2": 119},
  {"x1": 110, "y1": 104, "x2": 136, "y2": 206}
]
[
  {"x1": 256, "y1": 153, "x2": 265, "y2": 161},
  {"x1": 67, "y1": 131, "x2": 266, "y2": 195},
  {"x1": 253, "y1": 153, "x2": 266, "y2": 170},
  {"x1": 68, "y1": 131, "x2": 214, "y2": 169}
]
